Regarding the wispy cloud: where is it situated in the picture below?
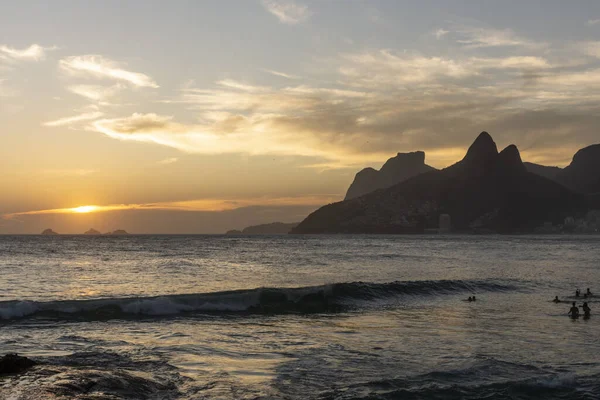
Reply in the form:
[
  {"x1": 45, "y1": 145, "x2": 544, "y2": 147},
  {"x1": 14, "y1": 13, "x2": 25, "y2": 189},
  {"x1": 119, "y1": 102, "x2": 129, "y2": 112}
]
[
  {"x1": 67, "y1": 84, "x2": 123, "y2": 101},
  {"x1": 4, "y1": 195, "x2": 338, "y2": 218},
  {"x1": 434, "y1": 29, "x2": 449, "y2": 39},
  {"x1": 216, "y1": 79, "x2": 269, "y2": 92},
  {"x1": 158, "y1": 157, "x2": 178, "y2": 165},
  {"x1": 262, "y1": 68, "x2": 300, "y2": 79},
  {"x1": 453, "y1": 26, "x2": 542, "y2": 49},
  {"x1": 0, "y1": 44, "x2": 55, "y2": 61},
  {"x1": 59, "y1": 55, "x2": 159, "y2": 88},
  {"x1": 578, "y1": 41, "x2": 600, "y2": 59},
  {"x1": 43, "y1": 111, "x2": 104, "y2": 127},
  {"x1": 587, "y1": 19, "x2": 600, "y2": 26},
  {"x1": 261, "y1": 0, "x2": 311, "y2": 25}
]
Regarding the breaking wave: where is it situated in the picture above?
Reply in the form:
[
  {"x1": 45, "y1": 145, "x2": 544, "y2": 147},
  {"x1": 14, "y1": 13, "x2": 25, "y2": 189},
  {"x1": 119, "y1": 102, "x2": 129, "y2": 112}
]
[{"x1": 0, "y1": 279, "x2": 516, "y2": 321}]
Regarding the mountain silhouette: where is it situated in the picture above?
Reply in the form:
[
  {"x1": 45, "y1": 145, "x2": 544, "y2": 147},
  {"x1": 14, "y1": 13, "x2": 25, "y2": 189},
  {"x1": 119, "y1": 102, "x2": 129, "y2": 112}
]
[
  {"x1": 523, "y1": 162, "x2": 562, "y2": 181},
  {"x1": 345, "y1": 151, "x2": 435, "y2": 200},
  {"x1": 555, "y1": 144, "x2": 600, "y2": 195},
  {"x1": 84, "y1": 228, "x2": 101, "y2": 235},
  {"x1": 226, "y1": 222, "x2": 298, "y2": 235},
  {"x1": 292, "y1": 132, "x2": 587, "y2": 234},
  {"x1": 41, "y1": 228, "x2": 59, "y2": 235}
]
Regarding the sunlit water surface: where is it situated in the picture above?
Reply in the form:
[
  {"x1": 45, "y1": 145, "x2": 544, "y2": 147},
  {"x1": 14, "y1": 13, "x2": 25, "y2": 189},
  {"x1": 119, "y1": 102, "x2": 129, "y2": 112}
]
[{"x1": 0, "y1": 235, "x2": 599, "y2": 399}]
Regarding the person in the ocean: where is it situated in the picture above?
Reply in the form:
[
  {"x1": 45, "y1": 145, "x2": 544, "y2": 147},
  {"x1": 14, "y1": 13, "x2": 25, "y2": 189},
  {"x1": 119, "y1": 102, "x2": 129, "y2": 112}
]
[
  {"x1": 472, "y1": 296, "x2": 476, "y2": 301},
  {"x1": 575, "y1": 289, "x2": 580, "y2": 297},
  {"x1": 587, "y1": 288, "x2": 592, "y2": 296},
  {"x1": 582, "y1": 302, "x2": 591, "y2": 317},
  {"x1": 553, "y1": 296, "x2": 560, "y2": 303},
  {"x1": 467, "y1": 297, "x2": 473, "y2": 302},
  {"x1": 568, "y1": 302, "x2": 580, "y2": 318}
]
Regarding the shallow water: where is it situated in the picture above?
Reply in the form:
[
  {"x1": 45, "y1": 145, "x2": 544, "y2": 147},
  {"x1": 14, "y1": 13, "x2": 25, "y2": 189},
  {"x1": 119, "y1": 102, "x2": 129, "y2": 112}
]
[{"x1": 0, "y1": 234, "x2": 599, "y2": 399}]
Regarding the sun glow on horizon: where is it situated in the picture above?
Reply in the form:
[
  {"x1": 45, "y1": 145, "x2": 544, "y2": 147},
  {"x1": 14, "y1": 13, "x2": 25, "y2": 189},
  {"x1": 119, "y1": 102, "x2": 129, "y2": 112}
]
[{"x1": 71, "y1": 205, "x2": 99, "y2": 213}]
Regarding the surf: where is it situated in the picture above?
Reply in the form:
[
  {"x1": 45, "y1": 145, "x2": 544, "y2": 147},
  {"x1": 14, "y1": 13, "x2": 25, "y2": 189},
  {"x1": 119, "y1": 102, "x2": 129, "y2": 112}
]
[{"x1": 0, "y1": 279, "x2": 517, "y2": 321}]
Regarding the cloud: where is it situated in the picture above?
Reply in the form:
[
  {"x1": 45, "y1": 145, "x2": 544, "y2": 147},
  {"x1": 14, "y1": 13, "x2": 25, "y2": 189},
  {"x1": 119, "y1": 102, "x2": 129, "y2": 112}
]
[
  {"x1": 59, "y1": 55, "x2": 159, "y2": 88},
  {"x1": 88, "y1": 35, "x2": 600, "y2": 169},
  {"x1": 158, "y1": 157, "x2": 178, "y2": 165},
  {"x1": 578, "y1": 41, "x2": 600, "y2": 59},
  {"x1": 67, "y1": 84, "x2": 123, "y2": 101},
  {"x1": 434, "y1": 29, "x2": 449, "y2": 39},
  {"x1": 43, "y1": 111, "x2": 104, "y2": 127},
  {"x1": 4, "y1": 195, "x2": 338, "y2": 218},
  {"x1": 261, "y1": 0, "x2": 311, "y2": 25},
  {"x1": 587, "y1": 19, "x2": 600, "y2": 26},
  {"x1": 262, "y1": 68, "x2": 300, "y2": 79},
  {"x1": 452, "y1": 26, "x2": 542, "y2": 49},
  {"x1": 0, "y1": 44, "x2": 55, "y2": 61},
  {"x1": 338, "y1": 51, "x2": 551, "y2": 88},
  {"x1": 216, "y1": 79, "x2": 269, "y2": 92}
]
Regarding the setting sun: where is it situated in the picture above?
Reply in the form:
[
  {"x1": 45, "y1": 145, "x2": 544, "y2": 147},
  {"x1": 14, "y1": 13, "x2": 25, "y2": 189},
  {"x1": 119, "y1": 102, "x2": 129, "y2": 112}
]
[{"x1": 71, "y1": 206, "x2": 98, "y2": 214}]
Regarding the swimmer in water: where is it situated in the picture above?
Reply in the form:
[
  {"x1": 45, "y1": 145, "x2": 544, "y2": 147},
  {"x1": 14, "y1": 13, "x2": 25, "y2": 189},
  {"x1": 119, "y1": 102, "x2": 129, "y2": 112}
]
[
  {"x1": 472, "y1": 296, "x2": 476, "y2": 301},
  {"x1": 467, "y1": 297, "x2": 473, "y2": 302},
  {"x1": 575, "y1": 289, "x2": 581, "y2": 297},
  {"x1": 568, "y1": 302, "x2": 580, "y2": 318},
  {"x1": 587, "y1": 288, "x2": 592, "y2": 296},
  {"x1": 553, "y1": 296, "x2": 560, "y2": 303},
  {"x1": 582, "y1": 302, "x2": 591, "y2": 318}
]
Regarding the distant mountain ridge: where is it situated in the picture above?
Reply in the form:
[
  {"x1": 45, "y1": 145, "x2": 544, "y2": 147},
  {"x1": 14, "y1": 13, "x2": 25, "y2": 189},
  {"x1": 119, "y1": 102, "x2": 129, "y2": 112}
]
[
  {"x1": 226, "y1": 222, "x2": 298, "y2": 235},
  {"x1": 344, "y1": 142, "x2": 600, "y2": 201},
  {"x1": 345, "y1": 151, "x2": 435, "y2": 200},
  {"x1": 293, "y1": 132, "x2": 588, "y2": 234}
]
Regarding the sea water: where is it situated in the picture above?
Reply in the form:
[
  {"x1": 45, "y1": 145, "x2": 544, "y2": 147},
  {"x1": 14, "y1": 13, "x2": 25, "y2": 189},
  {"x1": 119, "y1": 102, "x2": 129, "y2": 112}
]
[{"x1": 0, "y1": 234, "x2": 599, "y2": 399}]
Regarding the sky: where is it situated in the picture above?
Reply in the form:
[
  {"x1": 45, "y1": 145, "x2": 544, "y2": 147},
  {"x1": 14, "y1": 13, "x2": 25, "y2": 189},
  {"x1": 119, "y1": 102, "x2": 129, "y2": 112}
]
[{"x1": 1, "y1": 0, "x2": 600, "y2": 233}]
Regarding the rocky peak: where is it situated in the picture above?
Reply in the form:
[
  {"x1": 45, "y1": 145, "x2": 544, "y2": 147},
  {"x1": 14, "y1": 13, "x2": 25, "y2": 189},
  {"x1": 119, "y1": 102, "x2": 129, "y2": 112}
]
[
  {"x1": 570, "y1": 144, "x2": 600, "y2": 169},
  {"x1": 497, "y1": 144, "x2": 527, "y2": 174},
  {"x1": 344, "y1": 151, "x2": 435, "y2": 200},
  {"x1": 463, "y1": 132, "x2": 498, "y2": 164}
]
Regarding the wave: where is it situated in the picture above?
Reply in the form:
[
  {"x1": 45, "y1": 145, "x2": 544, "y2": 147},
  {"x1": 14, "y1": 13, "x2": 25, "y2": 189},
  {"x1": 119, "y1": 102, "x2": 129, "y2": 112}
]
[
  {"x1": 317, "y1": 357, "x2": 600, "y2": 400},
  {"x1": 0, "y1": 279, "x2": 516, "y2": 321}
]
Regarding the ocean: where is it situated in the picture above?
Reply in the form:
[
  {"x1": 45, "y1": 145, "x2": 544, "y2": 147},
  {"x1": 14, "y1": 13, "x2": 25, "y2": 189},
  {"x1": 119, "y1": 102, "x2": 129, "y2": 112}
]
[{"x1": 0, "y1": 234, "x2": 599, "y2": 399}]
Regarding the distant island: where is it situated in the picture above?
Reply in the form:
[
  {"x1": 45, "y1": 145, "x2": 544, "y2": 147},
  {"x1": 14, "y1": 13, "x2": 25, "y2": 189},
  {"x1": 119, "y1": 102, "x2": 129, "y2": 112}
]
[
  {"x1": 226, "y1": 222, "x2": 299, "y2": 235},
  {"x1": 41, "y1": 229, "x2": 59, "y2": 235},
  {"x1": 83, "y1": 229, "x2": 129, "y2": 235},
  {"x1": 292, "y1": 132, "x2": 600, "y2": 234}
]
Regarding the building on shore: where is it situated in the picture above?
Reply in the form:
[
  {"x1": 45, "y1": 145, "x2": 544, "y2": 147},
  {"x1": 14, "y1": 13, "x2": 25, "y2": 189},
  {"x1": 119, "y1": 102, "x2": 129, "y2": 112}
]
[{"x1": 439, "y1": 214, "x2": 451, "y2": 233}]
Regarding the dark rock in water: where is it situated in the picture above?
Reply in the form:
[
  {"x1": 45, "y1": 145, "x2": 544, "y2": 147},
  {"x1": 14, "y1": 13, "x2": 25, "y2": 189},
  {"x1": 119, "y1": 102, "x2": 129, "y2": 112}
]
[
  {"x1": 292, "y1": 131, "x2": 586, "y2": 234},
  {"x1": 0, "y1": 354, "x2": 37, "y2": 374},
  {"x1": 41, "y1": 228, "x2": 59, "y2": 235},
  {"x1": 345, "y1": 151, "x2": 436, "y2": 200}
]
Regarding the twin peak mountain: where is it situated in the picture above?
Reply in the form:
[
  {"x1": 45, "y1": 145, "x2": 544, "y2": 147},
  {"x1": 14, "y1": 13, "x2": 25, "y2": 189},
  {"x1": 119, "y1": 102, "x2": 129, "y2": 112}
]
[{"x1": 293, "y1": 132, "x2": 599, "y2": 234}]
